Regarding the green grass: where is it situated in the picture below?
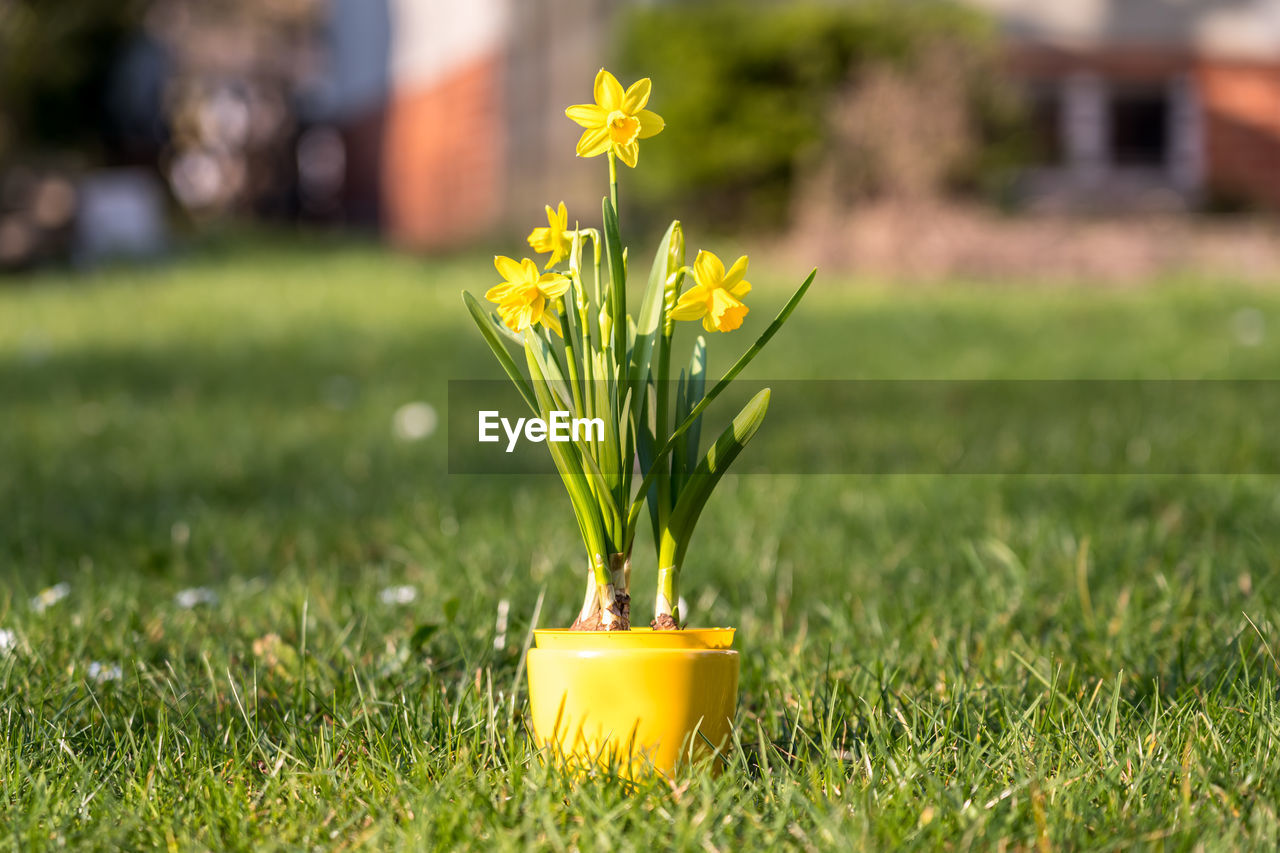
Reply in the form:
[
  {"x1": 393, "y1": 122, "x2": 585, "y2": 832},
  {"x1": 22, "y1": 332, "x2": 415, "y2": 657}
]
[{"x1": 4, "y1": 238, "x2": 1280, "y2": 850}]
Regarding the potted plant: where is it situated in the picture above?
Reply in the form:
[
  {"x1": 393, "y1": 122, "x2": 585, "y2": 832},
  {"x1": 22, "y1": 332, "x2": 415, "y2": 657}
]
[{"x1": 463, "y1": 69, "x2": 814, "y2": 777}]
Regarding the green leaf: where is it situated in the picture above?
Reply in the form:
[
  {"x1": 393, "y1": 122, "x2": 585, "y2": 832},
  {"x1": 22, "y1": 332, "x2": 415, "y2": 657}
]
[
  {"x1": 602, "y1": 198, "x2": 627, "y2": 359},
  {"x1": 614, "y1": 385, "x2": 635, "y2": 523},
  {"x1": 668, "y1": 388, "x2": 771, "y2": 564},
  {"x1": 627, "y1": 220, "x2": 678, "y2": 406},
  {"x1": 635, "y1": 385, "x2": 660, "y2": 541},
  {"x1": 523, "y1": 326, "x2": 574, "y2": 413},
  {"x1": 443, "y1": 597, "x2": 460, "y2": 624},
  {"x1": 587, "y1": 351, "x2": 627, "y2": 535},
  {"x1": 625, "y1": 269, "x2": 815, "y2": 539},
  {"x1": 672, "y1": 336, "x2": 707, "y2": 498},
  {"x1": 525, "y1": 332, "x2": 615, "y2": 564},
  {"x1": 462, "y1": 292, "x2": 538, "y2": 414},
  {"x1": 673, "y1": 269, "x2": 815, "y2": 443},
  {"x1": 409, "y1": 623, "x2": 440, "y2": 650}
]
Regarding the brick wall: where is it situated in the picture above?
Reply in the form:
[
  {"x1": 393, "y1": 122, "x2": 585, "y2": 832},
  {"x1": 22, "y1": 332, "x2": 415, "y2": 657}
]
[
  {"x1": 1196, "y1": 60, "x2": 1280, "y2": 209},
  {"x1": 382, "y1": 54, "x2": 506, "y2": 249},
  {"x1": 373, "y1": 0, "x2": 612, "y2": 249}
]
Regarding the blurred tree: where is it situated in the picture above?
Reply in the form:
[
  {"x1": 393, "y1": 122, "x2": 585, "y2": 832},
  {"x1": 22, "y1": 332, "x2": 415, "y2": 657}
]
[
  {"x1": 143, "y1": 0, "x2": 326, "y2": 218},
  {"x1": 0, "y1": 0, "x2": 326, "y2": 269},
  {"x1": 616, "y1": 0, "x2": 1026, "y2": 230},
  {"x1": 0, "y1": 0, "x2": 149, "y2": 162}
]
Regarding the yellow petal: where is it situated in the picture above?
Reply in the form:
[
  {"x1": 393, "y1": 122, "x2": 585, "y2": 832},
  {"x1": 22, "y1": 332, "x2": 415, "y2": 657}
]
[
  {"x1": 576, "y1": 127, "x2": 610, "y2": 158},
  {"x1": 708, "y1": 288, "x2": 748, "y2": 332},
  {"x1": 636, "y1": 109, "x2": 664, "y2": 139},
  {"x1": 519, "y1": 258, "x2": 541, "y2": 281},
  {"x1": 622, "y1": 77, "x2": 651, "y2": 113},
  {"x1": 713, "y1": 309, "x2": 748, "y2": 332},
  {"x1": 528, "y1": 226, "x2": 552, "y2": 253},
  {"x1": 615, "y1": 140, "x2": 639, "y2": 168},
  {"x1": 566, "y1": 103, "x2": 606, "y2": 128},
  {"x1": 702, "y1": 313, "x2": 717, "y2": 333},
  {"x1": 674, "y1": 281, "x2": 710, "y2": 303},
  {"x1": 538, "y1": 273, "x2": 570, "y2": 299},
  {"x1": 554, "y1": 202, "x2": 568, "y2": 228},
  {"x1": 542, "y1": 246, "x2": 566, "y2": 271},
  {"x1": 723, "y1": 255, "x2": 749, "y2": 289},
  {"x1": 729, "y1": 279, "x2": 752, "y2": 298},
  {"x1": 594, "y1": 69, "x2": 624, "y2": 111},
  {"x1": 494, "y1": 255, "x2": 524, "y2": 282},
  {"x1": 608, "y1": 113, "x2": 641, "y2": 145},
  {"x1": 540, "y1": 311, "x2": 564, "y2": 338},
  {"x1": 694, "y1": 250, "x2": 725, "y2": 287},
  {"x1": 669, "y1": 295, "x2": 708, "y2": 321},
  {"x1": 497, "y1": 304, "x2": 522, "y2": 332},
  {"x1": 485, "y1": 283, "x2": 512, "y2": 303}
]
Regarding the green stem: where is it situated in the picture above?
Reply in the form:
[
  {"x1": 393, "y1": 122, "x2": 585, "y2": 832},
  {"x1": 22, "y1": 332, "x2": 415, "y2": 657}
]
[
  {"x1": 590, "y1": 552, "x2": 611, "y2": 594},
  {"x1": 656, "y1": 534, "x2": 679, "y2": 625},
  {"x1": 590, "y1": 229, "x2": 603, "y2": 310},
  {"x1": 653, "y1": 320, "x2": 672, "y2": 540},
  {"x1": 557, "y1": 298, "x2": 586, "y2": 420},
  {"x1": 652, "y1": 305, "x2": 677, "y2": 622},
  {"x1": 625, "y1": 270, "x2": 817, "y2": 543},
  {"x1": 571, "y1": 269, "x2": 595, "y2": 417},
  {"x1": 608, "y1": 151, "x2": 618, "y2": 214}
]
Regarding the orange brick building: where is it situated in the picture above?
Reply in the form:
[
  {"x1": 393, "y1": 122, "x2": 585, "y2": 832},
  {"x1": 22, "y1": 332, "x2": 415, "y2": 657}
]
[
  {"x1": 326, "y1": 0, "x2": 1280, "y2": 248},
  {"x1": 970, "y1": 0, "x2": 1280, "y2": 211},
  {"x1": 327, "y1": 0, "x2": 610, "y2": 249}
]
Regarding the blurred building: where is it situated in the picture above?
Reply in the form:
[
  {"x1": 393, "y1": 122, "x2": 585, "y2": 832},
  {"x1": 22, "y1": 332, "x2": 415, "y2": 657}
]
[
  {"x1": 0, "y1": 0, "x2": 330, "y2": 269},
  {"x1": 968, "y1": 0, "x2": 1280, "y2": 211},
  {"x1": 5, "y1": 0, "x2": 1280, "y2": 267},
  {"x1": 106, "y1": 0, "x2": 328, "y2": 219},
  {"x1": 326, "y1": 0, "x2": 611, "y2": 249},
  {"x1": 327, "y1": 0, "x2": 1280, "y2": 251}
]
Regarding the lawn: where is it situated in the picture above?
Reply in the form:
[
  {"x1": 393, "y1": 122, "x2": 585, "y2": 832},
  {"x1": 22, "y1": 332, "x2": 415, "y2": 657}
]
[{"x1": 4, "y1": 238, "x2": 1280, "y2": 850}]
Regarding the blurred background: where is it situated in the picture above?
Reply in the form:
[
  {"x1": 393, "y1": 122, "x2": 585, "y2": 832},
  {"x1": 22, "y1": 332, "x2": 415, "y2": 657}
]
[
  {"x1": 6, "y1": 7, "x2": 1280, "y2": 846},
  {"x1": 2, "y1": 0, "x2": 1278, "y2": 280}
]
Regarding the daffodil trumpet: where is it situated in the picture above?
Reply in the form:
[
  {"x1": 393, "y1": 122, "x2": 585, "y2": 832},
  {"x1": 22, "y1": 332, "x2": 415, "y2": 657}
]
[{"x1": 464, "y1": 68, "x2": 814, "y2": 630}]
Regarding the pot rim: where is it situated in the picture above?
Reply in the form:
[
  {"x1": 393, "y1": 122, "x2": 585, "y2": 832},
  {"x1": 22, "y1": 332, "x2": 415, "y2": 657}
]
[{"x1": 533, "y1": 626, "x2": 735, "y2": 650}]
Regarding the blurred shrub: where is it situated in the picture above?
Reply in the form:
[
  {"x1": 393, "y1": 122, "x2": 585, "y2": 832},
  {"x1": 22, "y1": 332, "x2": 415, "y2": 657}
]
[
  {"x1": 0, "y1": 0, "x2": 148, "y2": 161},
  {"x1": 616, "y1": 0, "x2": 1027, "y2": 229}
]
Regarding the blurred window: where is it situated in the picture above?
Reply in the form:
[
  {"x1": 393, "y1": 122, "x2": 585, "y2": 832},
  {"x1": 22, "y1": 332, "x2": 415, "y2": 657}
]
[{"x1": 1108, "y1": 86, "x2": 1169, "y2": 167}]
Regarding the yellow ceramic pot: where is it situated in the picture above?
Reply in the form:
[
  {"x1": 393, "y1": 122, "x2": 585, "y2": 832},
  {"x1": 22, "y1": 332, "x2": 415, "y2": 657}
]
[{"x1": 526, "y1": 627, "x2": 739, "y2": 778}]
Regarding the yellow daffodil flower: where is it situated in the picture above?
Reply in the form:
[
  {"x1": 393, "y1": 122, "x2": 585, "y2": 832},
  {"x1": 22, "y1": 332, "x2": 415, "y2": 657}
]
[
  {"x1": 486, "y1": 256, "x2": 570, "y2": 335},
  {"x1": 669, "y1": 250, "x2": 751, "y2": 333},
  {"x1": 566, "y1": 69, "x2": 664, "y2": 168},
  {"x1": 527, "y1": 202, "x2": 573, "y2": 269}
]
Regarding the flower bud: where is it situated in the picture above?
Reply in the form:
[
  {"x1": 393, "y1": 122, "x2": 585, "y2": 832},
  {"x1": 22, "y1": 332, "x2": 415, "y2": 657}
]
[
  {"x1": 662, "y1": 221, "x2": 686, "y2": 336},
  {"x1": 568, "y1": 229, "x2": 583, "y2": 278},
  {"x1": 667, "y1": 221, "x2": 685, "y2": 277},
  {"x1": 598, "y1": 307, "x2": 613, "y2": 345}
]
